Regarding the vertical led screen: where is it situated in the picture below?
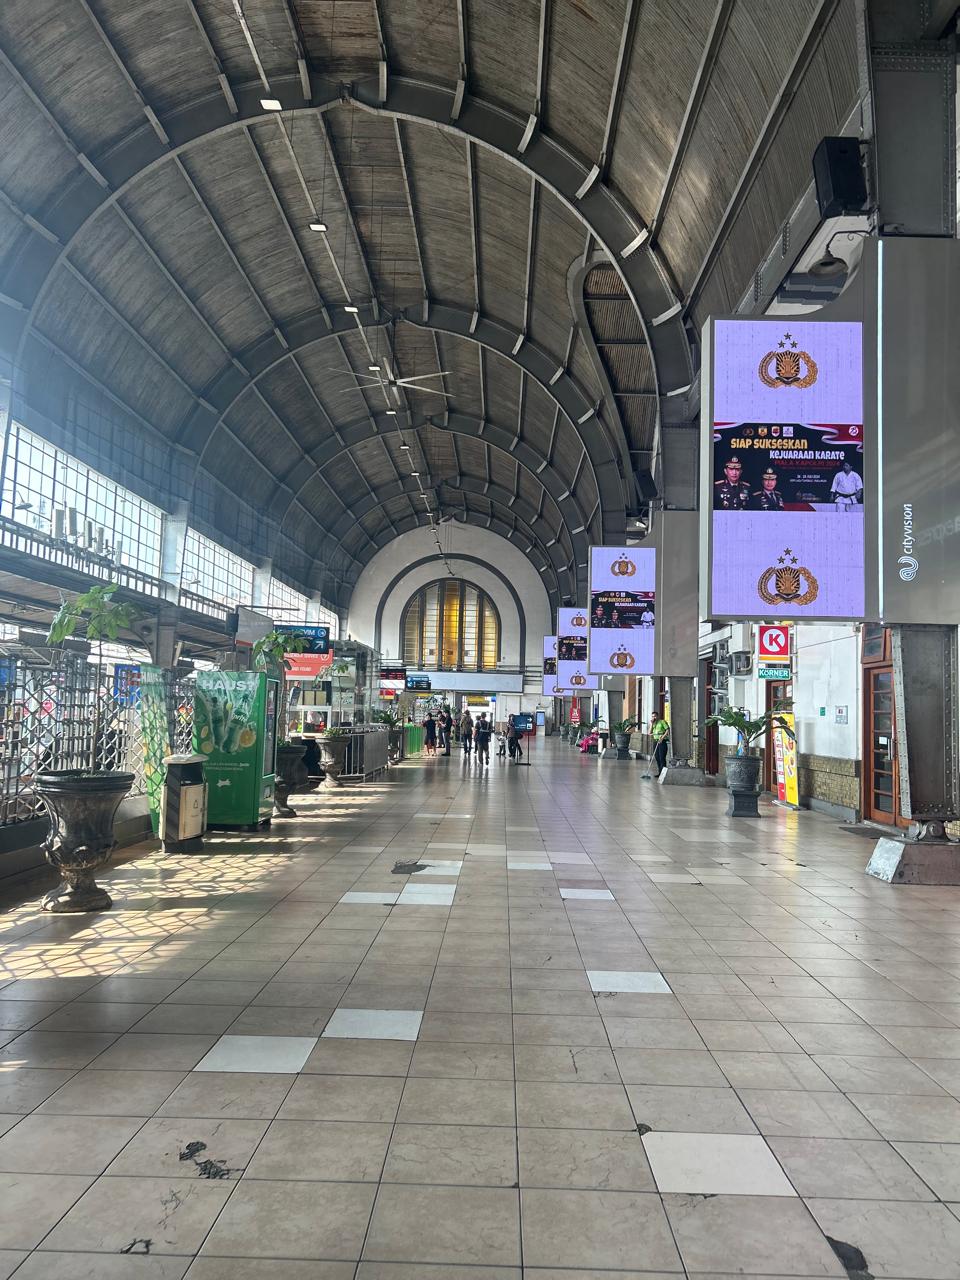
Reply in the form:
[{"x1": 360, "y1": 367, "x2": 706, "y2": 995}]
[
  {"x1": 588, "y1": 546, "x2": 656, "y2": 674},
  {"x1": 708, "y1": 319, "x2": 864, "y2": 618},
  {"x1": 556, "y1": 608, "x2": 598, "y2": 692},
  {"x1": 542, "y1": 635, "x2": 559, "y2": 698}
]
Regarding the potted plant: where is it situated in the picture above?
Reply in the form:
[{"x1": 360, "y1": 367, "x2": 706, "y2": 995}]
[
  {"x1": 37, "y1": 584, "x2": 140, "y2": 912},
  {"x1": 611, "y1": 718, "x2": 637, "y2": 751},
  {"x1": 252, "y1": 629, "x2": 311, "y2": 817},
  {"x1": 319, "y1": 725, "x2": 350, "y2": 785},
  {"x1": 373, "y1": 709, "x2": 404, "y2": 762},
  {"x1": 705, "y1": 706, "x2": 795, "y2": 817}
]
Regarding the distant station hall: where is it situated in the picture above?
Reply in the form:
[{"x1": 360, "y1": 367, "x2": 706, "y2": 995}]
[{"x1": 0, "y1": 2, "x2": 959, "y2": 1277}]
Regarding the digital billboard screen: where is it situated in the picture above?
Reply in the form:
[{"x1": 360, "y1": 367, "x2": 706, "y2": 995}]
[
  {"x1": 380, "y1": 665, "x2": 406, "y2": 693},
  {"x1": 588, "y1": 547, "x2": 655, "y2": 674},
  {"x1": 556, "y1": 608, "x2": 598, "y2": 692},
  {"x1": 707, "y1": 319, "x2": 864, "y2": 619},
  {"x1": 542, "y1": 635, "x2": 559, "y2": 698}
]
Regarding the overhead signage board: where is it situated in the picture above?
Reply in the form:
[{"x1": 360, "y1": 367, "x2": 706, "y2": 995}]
[
  {"x1": 758, "y1": 666, "x2": 792, "y2": 680},
  {"x1": 406, "y1": 673, "x2": 432, "y2": 691},
  {"x1": 556, "y1": 608, "x2": 598, "y2": 692},
  {"x1": 380, "y1": 665, "x2": 406, "y2": 693},
  {"x1": 542, "y1": 635, "x2": 559, "y2": 698},
  {"x1": 757, "y1": 624, "x2": 791, "y2": 661},
  {"x1": 703, "y1": 318, "x2": 865, "y2": 620},
  {"x1": 277, "y1": 624, "x2": 332, "y2": 679},
  {"x1": 588, "y1": 546, "x2": 656, "y2": 675}
]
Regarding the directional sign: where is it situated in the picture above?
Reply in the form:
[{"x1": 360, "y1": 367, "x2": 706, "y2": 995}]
[
  {"x1": 758, "y1": 624, "x2": 791, "y2": 661},
  {"x1": 758, "y1": 666, "x2": 791, "y2": 680}
]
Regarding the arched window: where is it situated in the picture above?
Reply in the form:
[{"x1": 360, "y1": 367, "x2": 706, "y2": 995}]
[{"x1": 401, "y1": 579, "x2": 501, "y2": 672}]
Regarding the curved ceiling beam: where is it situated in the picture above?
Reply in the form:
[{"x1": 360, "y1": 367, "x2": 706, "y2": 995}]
[
  {"x1": 2, "y1": 82, "x2": 691, "y2": 470},
  {"x1": 271, "y1": 410, "x2": 589, "y2": 559}
]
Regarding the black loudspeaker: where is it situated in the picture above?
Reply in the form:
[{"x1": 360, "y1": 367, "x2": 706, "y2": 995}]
[
  {"x1": 634, "y1": 470, "x2": 658, "y2": 502},
  {"x1": 813, "y1": 137, "x2": 866, "y2": 219}
]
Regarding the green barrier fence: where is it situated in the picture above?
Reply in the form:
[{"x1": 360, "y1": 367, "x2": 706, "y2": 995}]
[{"x1": 403, "y1": 724, "x2": 424, "y2": 758}]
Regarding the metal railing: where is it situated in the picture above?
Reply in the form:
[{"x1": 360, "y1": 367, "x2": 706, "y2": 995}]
[
  {"x1": 0, "y1": 515, "x2": 165, "y2": 598},
  {"x1": 0, "y1": 649, "x2": 193, "y2": 827},
  {"x1": 339, "y1": 726, "x2": 389, "y2": 781}
]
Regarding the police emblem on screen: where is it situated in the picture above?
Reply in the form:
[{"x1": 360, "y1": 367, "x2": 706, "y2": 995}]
[
  {"x1": 609, "y1": 646, "x2": 635, "y2": 670},
  {"x1": 757, "y1": 548, "x2": 819, "y2": 606},
  {"x1": 571, "y1": 613, "x2": 588, "y2": 628},
  {"x1": 758, "y1": 334, "x2": 818, "y2": 389},
  {"x1": 610, "y1": 555, "x2": 636, "y2": 578}
]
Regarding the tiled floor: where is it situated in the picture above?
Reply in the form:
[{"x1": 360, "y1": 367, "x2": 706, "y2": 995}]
[{"x1": 0, "y1": 744, "x2": 958, "y2": 1276}]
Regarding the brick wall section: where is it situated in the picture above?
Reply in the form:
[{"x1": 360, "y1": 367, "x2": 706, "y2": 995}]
[{"x1": 798, "y1": 753, "x2": 860, "y2": 813}]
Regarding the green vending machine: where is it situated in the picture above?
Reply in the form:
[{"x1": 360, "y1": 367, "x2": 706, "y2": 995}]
[{"x1": 193, "y1": 671, "x2": 279, "y2": 828}]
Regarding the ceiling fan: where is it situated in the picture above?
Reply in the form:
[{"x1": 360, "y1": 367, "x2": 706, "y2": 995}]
[{"x1": 323, "y1": 356, "x2": 454, "y2": 404}]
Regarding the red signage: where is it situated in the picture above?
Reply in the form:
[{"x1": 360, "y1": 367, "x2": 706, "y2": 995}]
[
  {"x1": 284, "y1": 651, "x2": 334, "y2": 678},
  {"x1": 569, "y1": 705, "x2": 581, "y2": 725},
  {"x1": 758, "y1": 624, "x2": 791, "y2": 661}
]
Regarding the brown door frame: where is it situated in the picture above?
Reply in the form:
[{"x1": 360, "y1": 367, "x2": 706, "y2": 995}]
[{"x1": 861, "y1": 627, "x2": 907, "y2": 827}]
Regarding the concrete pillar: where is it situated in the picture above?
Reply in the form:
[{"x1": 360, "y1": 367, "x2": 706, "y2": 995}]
[
  {"x1": 252, "y1": 561, "x2": 272, "y2": 613},
  {"x1": 660, "y1": 675, "x2": 707, "y2": 787},
  {"x1": 149, "y1": 603, "x2": 180, "y2": 669}
]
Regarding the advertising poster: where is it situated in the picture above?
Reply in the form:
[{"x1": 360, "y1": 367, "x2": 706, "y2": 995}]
[
  {"x1": 380, "y1": 665, "x2": 406, "y2": 694},
  {"x1": 709, "y1": 319, "x2": 864, "y2": 618},
  {"x1": 542, "y1": 635, "x2": 559, "y2": 698},
  {"x1": 278, "y1": 624, "x2": 332, "y2": 678},
  {"x1": 588, "y1": 546, "x2": 656, "y2": 675},
  {"x1": 773, "y1": 712, "x2": 799, "y2": 807},
  {"x1": 556, "y1": 608, "x2": 598, "y2": 692}
]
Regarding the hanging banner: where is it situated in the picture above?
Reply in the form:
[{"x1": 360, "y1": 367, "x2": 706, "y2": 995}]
[
  {"x1": 704, "y1": 318, "x2": 865, "y2": 619},
  {"x1": 542, "y1": 635, "x2": 559, "y2": 698},
  {"x1": 556, "y1": 608, "x2": 598, "y2": 691},
  {"x1": 139, "y1": 665, "x2": 172, "y2": 836},
  {"x1": 773, "y1": 712, "x2": 799, "y2": 808},
  {"x1": 588, "y1": 546, "x2": 656, "y2": 675}
]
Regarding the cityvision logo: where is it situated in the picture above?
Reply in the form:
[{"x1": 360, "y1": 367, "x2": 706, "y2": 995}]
[{"x1": 899, "y1": 504, "x2": 918, "y2": 582}]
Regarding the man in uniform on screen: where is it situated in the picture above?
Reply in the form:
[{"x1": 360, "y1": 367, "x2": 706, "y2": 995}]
[
  {"x1": 830, "y1": 460, "x2": 863, "y2": 511},
  {"x1": 752, "y1": 467, "x2": 784, "y2": 511},
  {"x1": 714, "y1": 457, "x2": 751, "y2": 510}
]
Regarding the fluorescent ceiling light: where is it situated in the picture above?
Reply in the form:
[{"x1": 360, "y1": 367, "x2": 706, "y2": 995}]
[
  {"x1": 368, "y1": 365, "x2": 381, "y2": 372},
  {"x1": 400, "y1": 444, "x2": 411, "y2": 450},
  {"x1": 344, "y1": 305, "x2": 359, "y2": 314},
  {"x1": 260, "y1": 98, "x2": 282, "y2": 111},
  {"x1": 308, "y1": 222, "x2": 327, "y2": 233},
  {"x1": 385, "y1": 410, "x2": 397, "y2": 416},
  {"x1": 410, "y1": 471, "x2": 420, "y2": 477}
]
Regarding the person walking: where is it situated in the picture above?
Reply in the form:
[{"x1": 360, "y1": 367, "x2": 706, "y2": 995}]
[
  {"x1": 507, "y1": 715, "x2": 524, "y2": 762},
  {"x1": 424, "y1": 712, "x2": 437, "y2": 757},
  {"x1": 474, "y1": 713, "x2": 491, "y2": 766},
  {"x1": 460, "y1": 710, "x2": 473, "y2": 756},
  {"x1": 650, "y1": 711, "x2": 669, "y2": 774},
  {"x1": 496, "y1": 724, "x2": 507, "y2": 759}
]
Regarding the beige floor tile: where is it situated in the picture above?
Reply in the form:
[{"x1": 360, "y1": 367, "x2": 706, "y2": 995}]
[
  {"x1": 186, "y1": 1262, "x2": 350, "y2": 1280},
  {"x1": 663, "y1": 1193, "x2": 843, "y2": 1276},
  {"x1": 105, "y1": 1116, "x2": 268, "y2": 1178},
  {"x1": 89, "y1": 1033, "x2": 217, "y2": 1071},
  {"x1": 304, "y1": 1036, "x2": 414, "y2": 1075},
  {"x1": 518, "y1": 1127, "x2": 655, "y2": 1190},
  {"x1": 156, "y1": 1071, "x2": 292, "y2": 1120},
  {"x1": 409, "y1": 1042, "x2": 514, "y2": 1079},
  {"x1": 739, "y1": 1090, "x2": 881, "y2": 1139},
  {"x1": 364, "y1": 1184, "x2": 521, "y2": 1266},
  {"x1": 520, "y1": 1189, "x2": 680, "y2": 1271},
  {"x1": 603, "y1": 1017, "x2": 705, "y2": 1050},
  {"x1": 0, "y1": 1030, "x2": 117, "y2": 1069},
  {"x1": 516, "y1": 1081, "x2": 634, "y2": 1130},
  {"x1": 356, "y1": 1266, "x2": 519, "y2": 1280},
  {"x1": 768, "y1": 1136, "x2": 934, "y2": 1200},
  {"x1": 0, "y1": 1114, "x2": 143, "y2": 1174},
  {"x1": 0, "y1": 1172, "x2": 94, "y2": 1248},
  {"x1": 514, "y1": 1044, "x2": 620, "y2": 1083},
  {"x1": 383, "y1": 1122, "x2": 517, "y2": 1186},
  {"x1": 0, "y1": 1068, "x2": 78, "y2": 1113},
  {"x1": 418, "y1": 1013, "x2": 513, "y2": 1044},
  {"x1": 279, "y1": 1074, "x2": 403, "y2": 1122},
  {"x1": 399, "y1": 1077, "x2": 516, "y2": 1126},
  {"x1": 614, "y1": 1048, "x2": 728, "y2": 1086},
  {"x1": 808, "y1": 1197, "x2": 960, "y2": 1279},
  {"x1": 37, "y1": 1069, "x2": 185, "y2": 1117},
  {"x1": 34, "y1": 1003, "x2": 155, "y2": 1033},
  {"x1": 626, "y1": 1084, "x2": 757, "y2": 1134},
  {"x1": 11, "y1": 1251, "x2": 188, "y2": 1278},
  {"x1": 246, "y1": 1119, "x2": 392, "y2": 1181},
  {"x1": 131, "y1": 1004, "x2": 246, "y2": 1035},
  {"x1": 202, "y1": 1179, "x2": 375, "y2": 1259}
]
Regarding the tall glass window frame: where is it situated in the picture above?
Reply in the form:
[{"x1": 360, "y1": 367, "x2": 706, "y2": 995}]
[{"x1": 401, "y1": 579, "x2": 501, "y2": 672}]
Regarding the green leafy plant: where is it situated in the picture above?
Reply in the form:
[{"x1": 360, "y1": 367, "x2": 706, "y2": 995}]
[
  {"x1": 252, "y1": 629, "x2": 311, "y2": 744},
  {"x1": 47, "y1": 584, "x2": 140, "y2": 773},
  {"x1": 372, "y1": 709, "x2": 403, "y2": 730},
  {"x1": 611, "y1": 718, "x2": 637, "y2": 735},
  {"x1": 329, "y1": 659, "x2": 352, "y2": 725},
  {"x1": 322, "y1": 725, "x2": 349, "y2": 739},
  {"x1": 705, "y1": 706, "x2": 795, "y2": 756}
]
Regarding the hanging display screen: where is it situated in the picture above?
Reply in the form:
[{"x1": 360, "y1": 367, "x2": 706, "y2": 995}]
[
  {"x1": 706, "y1": 319, "x2": 864, "y2": 619},
  {"x1": 556, "y1": 608, "x2": 598, "y2": 691},
  {"x1": 588, "y1": 546, "x2": 656, "y2": 674},
  {"x1": 542, "y1": 635, "x2": 559, "y2": 698}
]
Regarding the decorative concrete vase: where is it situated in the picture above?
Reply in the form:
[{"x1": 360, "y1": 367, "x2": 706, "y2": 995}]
[
  {"x1": 320, "y1": 736, "x2": 349, "y2": 786},
  {"x1": 724, "y1": 754, "x2": 762, "y2": 817},
  {"x1": 614, "y1": 732, "x2": 632, "y2": 751},
  {"x1": 274, "y1": 743, "x2": 308, "y2": 817},
  {"x1": 34, "y1": 770, "x2": 134, "y2": 912},
  {"x1": 388, "y1": 728, "x2": 404, "y2": 763}
]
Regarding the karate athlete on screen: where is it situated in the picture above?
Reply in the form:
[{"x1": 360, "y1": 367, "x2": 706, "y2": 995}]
[{"x1": 830, "y1": 460, "x2": 863, "y2": 511}]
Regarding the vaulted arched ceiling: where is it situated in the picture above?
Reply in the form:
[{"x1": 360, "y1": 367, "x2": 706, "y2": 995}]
[{"x1": 0, "y1": 0, "x2": 860, "y2": 609}]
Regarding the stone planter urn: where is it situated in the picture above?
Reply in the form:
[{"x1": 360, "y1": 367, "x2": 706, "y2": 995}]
[
  {"x1": 614, "y1": 732, "x2": 632, "y2": 751},
  {"x1": 388, "y1": 728, "x2": 404, "y2": 763},
  {"x1": 320, "y1": 735, "x2": 349, "y2": 786},
  {"x1": 274, "y1": 743, "x2": 308, "y2": 817},
  {"x1": 724, "y1": 753, "x2": 762, "y2": 817},
  {"x1": 34, "y1": 770, "x2": 135, "y2": 912}
]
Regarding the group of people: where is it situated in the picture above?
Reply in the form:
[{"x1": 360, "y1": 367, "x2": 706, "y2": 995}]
[
  {"x1": 715, "y1": 456, "x2": 864, "y2": 512},
  {"x1": 422, "y1": 709, "x2": 525, "y2": 766}
]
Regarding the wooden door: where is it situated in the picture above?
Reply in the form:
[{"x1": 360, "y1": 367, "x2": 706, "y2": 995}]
[
  {"x1": 703, "y1": 662, "x2": 719, "y2": 775},
  {"x1": 863, "y1": 665, "x2": 900, "y2": 824}
]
